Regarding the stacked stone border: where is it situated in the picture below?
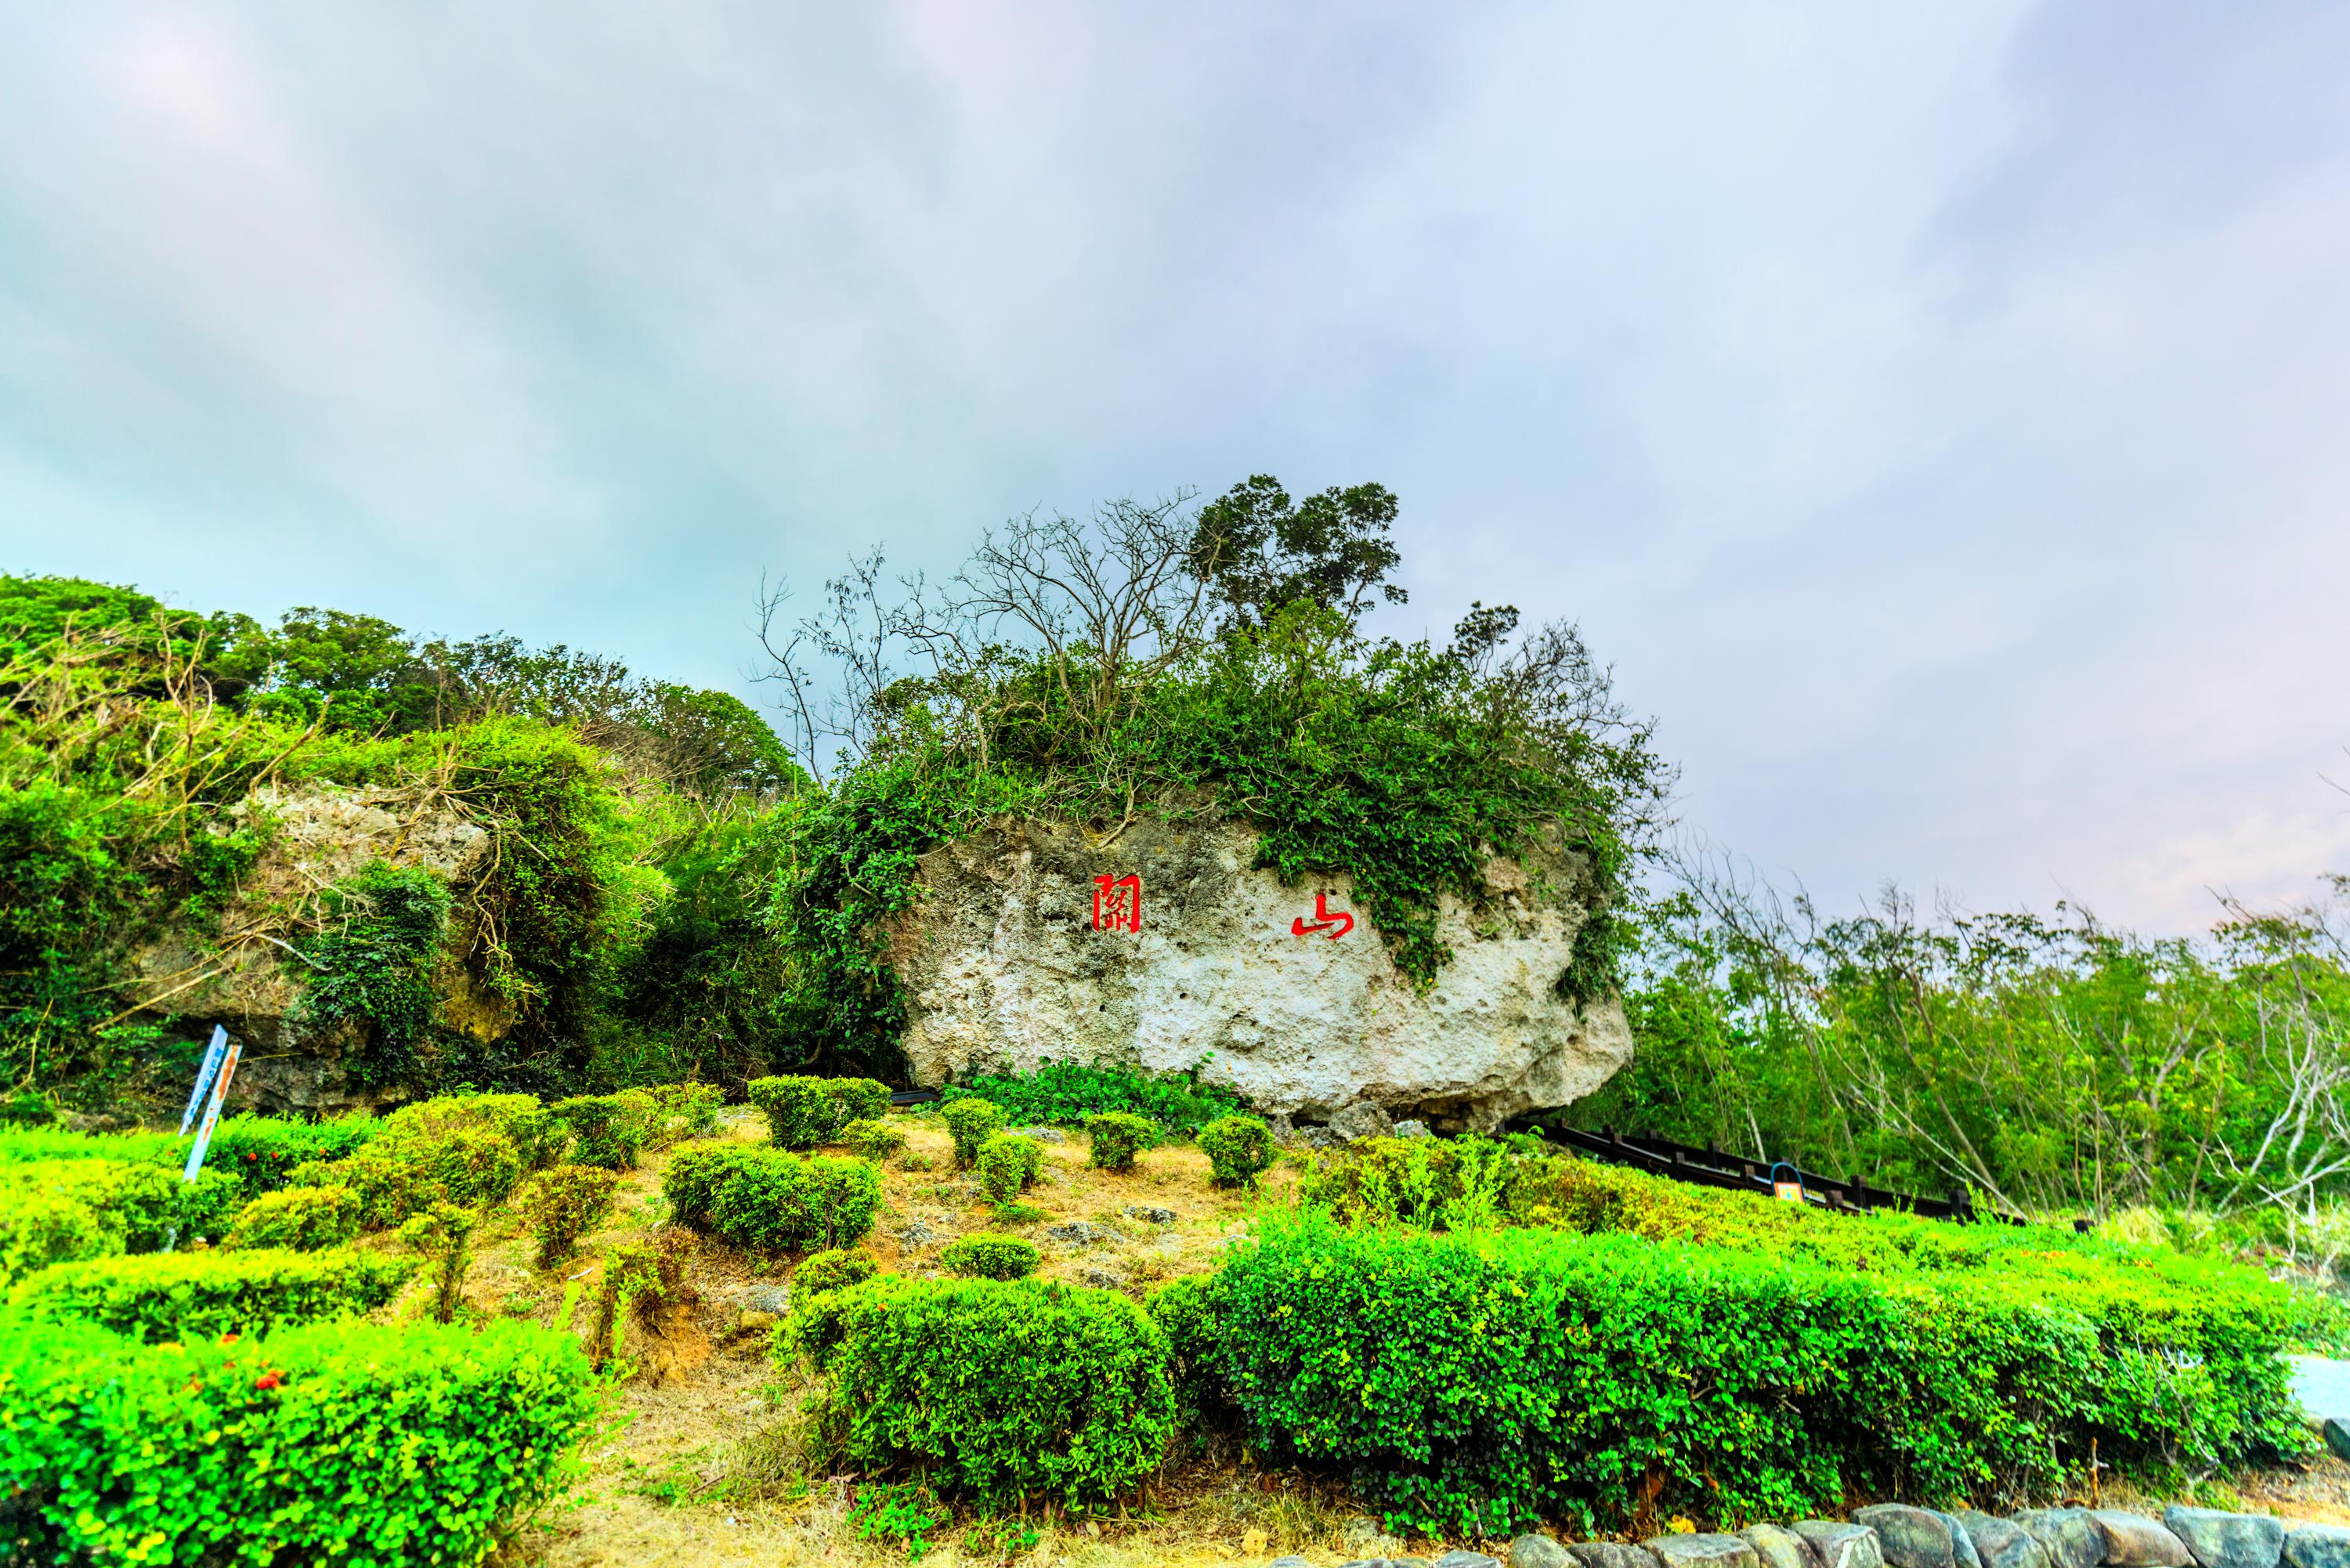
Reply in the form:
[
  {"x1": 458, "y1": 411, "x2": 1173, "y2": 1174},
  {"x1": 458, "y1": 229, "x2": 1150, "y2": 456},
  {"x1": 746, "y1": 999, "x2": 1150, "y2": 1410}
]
[{"x1": 1267, "y1": 1503, "x2": 2348, "y2": 1568}]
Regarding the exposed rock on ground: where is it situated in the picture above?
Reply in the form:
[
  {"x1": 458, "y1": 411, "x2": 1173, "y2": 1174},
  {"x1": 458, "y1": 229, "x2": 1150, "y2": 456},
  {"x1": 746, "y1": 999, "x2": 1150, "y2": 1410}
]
[{"x1": 891, "y1": 818, "x2": 1632, "y2": 1129}]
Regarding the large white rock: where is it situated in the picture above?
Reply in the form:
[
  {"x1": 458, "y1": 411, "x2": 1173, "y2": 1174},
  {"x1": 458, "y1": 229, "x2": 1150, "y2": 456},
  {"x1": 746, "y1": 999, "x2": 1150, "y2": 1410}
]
[{"x1": 890, "y1": 819, "x2": 1632, "y2": 1130}]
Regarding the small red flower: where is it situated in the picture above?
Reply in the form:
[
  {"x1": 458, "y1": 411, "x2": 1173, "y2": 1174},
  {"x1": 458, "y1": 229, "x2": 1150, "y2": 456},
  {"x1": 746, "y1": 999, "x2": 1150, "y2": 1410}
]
[
  {"x1": 219, "y1": 1332, "x2": 240, "y2": 1346},
  {"x1": 254, "y1": 1371, "x2": 282, "y2": 1391}
]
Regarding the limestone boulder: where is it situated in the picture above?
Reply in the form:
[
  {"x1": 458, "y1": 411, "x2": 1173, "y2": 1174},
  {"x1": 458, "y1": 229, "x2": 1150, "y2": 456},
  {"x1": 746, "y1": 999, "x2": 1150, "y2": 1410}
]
[{"x1": 891, "y1": 819, "x2": 1632, "y2": 1129}]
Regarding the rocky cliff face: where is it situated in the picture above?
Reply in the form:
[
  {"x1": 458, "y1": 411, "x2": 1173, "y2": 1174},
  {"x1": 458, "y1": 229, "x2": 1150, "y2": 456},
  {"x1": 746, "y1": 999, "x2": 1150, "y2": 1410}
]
[
  {"x1": 891, "y1": 820, "x2": 1632, "y2": 1130},
  {"x1": 122, "y1": 782, "x2": 505, "y2": 1113}
]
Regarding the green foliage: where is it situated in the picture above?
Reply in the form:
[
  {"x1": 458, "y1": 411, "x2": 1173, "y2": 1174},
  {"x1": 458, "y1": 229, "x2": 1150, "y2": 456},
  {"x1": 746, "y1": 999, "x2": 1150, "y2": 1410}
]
[
  {"x1": 748, "y1": 1074, "x2": 892, "y2": 1150},
  {"x1": 551, "y1": 1092, "x2": 649, "y2": 1169},
  {"x1": 843, "y1": 1116, "x2": 906, "y2": 1162},
  {"x1": 850, "y1": 1482, "x2": 945, "y2": 1561},
  {"x1": 1187, "y1": 474, "x2": 1408, "y2": 630},
  {"x1": 0, "y1": 1157, "x2": 242, "y2": 1284},
  {"x1": 940, "y1": 1234, "x2": 1040, "y2": 1281},
  {"x1": 637, "y1": 1081, "x2": 726, "y2": 1146},
  {"x1": 397, "y1": 1201, "x2": 479, "y2": 1323},
  {"x1": 1195, "y1": 1115, "x2": 1276, "y2": 1188},
  {"x1": 1206, "y1": 1211, "x2": 2316, "y2": 1538},
  {"x1": 202, "y1": 1114, "x2": 384, "y2": 1197},
  {"x1": 521, "y1": 1162, "x2": 622, "y2": 1268},
  {"x1": 613, "y1": 820, "x2": 804, "y2": 1086},
  {"x1": 9, "y1": 1246, "x2": 411, "y2": 1342},
  {"x1": 1084, "y1": 1111, "x2": 1158, "y2": 1172},
  {"x1": 780, "y1": 1274, "x2": 1177, "y2": 1505},
  {"x1": 797, "y1": 1248, "x2": 880, "y2": 1296},
  {"x1": 337, "y1": 1119, "x2": 524, "y2": 1229},
  {"x1": 591, "y1": 1230, "x2": 694, "y2": 1364},
  {"x1": 292, "y1": 861, "x2": 451, "y2": 1088},
  {"x1": 943, "y1": 1060, "x2": 1242, "y2": 1136},
  {"x1": 0, "y1": 1314, "x2": 598, "y2": 1566},
  {"x1": 1300, "y1": 1135, "x2": 1522, "y2": 1230},
  {"x1": 1590, "y1": 881, "x2": 2350, "y2": 1223},
  {"x1": 1144, "y1": 1274, "x2": 1229, "y2": 1421},
  {"x1": 378, "y1": 1092, "x2": 563, "y2": 1170},
  {"x1": 975, "y1": 1133, "x2": 1044, "y2": 1205},
  {"x1": 662, "y1": 1141, "x2": 881, "y2": 1254},
  {"x1": 942, "y1": 1097, "x2": 1006, "y2": 1168},
  {"x1": 222, "y1": 1185, "x2": 363, "y2": 1252}
]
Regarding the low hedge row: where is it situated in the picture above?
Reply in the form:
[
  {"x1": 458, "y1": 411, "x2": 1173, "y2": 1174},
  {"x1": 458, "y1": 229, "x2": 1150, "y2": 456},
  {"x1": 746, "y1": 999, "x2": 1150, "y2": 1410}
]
[
  {"x1": 9, "y1": 1247, "x2": 413, "y2": 1342},
  {"x1": 663, "y1": 1141, "x2": 880, "y2": 1253},
  {"x1": 0, "y1": 1159, "x2": 241, "y2": 1287},
  {"x1": 939, "y1": 1058, "x2": 1243, "y2": 1135},
  {"x1": 1202, "y1": 1212, "x2": 2314, "y2": 1539},
  {"x1": 782, "y1": 1273, "x2": 1176, "y2": 1505},
  {"x1": 0, "y1": 1316, "x2": 598, "y2": 1565}
]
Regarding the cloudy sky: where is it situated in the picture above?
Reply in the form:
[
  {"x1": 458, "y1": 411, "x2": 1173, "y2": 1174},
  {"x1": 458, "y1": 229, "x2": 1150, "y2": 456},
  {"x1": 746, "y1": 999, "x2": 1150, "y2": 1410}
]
[{"x1": 4, "y1": 2, "x2": 2347, "y2": 934}]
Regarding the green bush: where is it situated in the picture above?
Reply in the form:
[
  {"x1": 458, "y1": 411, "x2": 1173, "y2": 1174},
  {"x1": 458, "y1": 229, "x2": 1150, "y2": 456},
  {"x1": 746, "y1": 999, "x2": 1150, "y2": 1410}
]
[
  {"x1": 976, "y1": 1133, "x2": 1044, "y2": 1205},
  {"x1": 521, "y1": 1162, "x2": 621, "y2": 1268},
  {"x1": 0, "y1": 1314, "x2": 598, "y2": 1565},
  {"x1": 0, "y1": 1159, "x2": 242, "y2": 1284},
  {"x1": 336, "y1": 1122, "x2": 524, "y2": 1228},
  {"x1": 398, "y1": 1201, "x2": 479, "y2": 1323},
  {"x1": 1086, "y1": 1111, "x2": 1158, "y2": 1172},
  {"x1": 841, "y1": 1116, "x2": 905, "y2": 1162},
  {"x1": 222, "y1": 1185, "x2": 363, "y2": 1252},
  {"x1": 549, "y1": 1093, "x2": 649, "y2": 1170},
  {"x1": 381, "y1": 1093, "x2": 567, "y2": 1170},
  {"x1": 748, "y1": 1075, "x2": 893, "y2": 1150},
  {"x1": 942, "y1": 1060, "x2": 1245, "y2": 1135},
  {"x1": 1196, "y1": 1115, "x2": 1276, "y2": 1187},
  {"x1": 1300, "y1": 1134, "x2": 1521, "y2": 1229},
  {"x1": 1145, "y1": 1274, "x2": 1230, "y2": 1420},
  {"x1": 9, "y1": 1247, "x2": 412, "y2": 1342},
  {"x1": 781, "y1": 1274, "x2": 1176, "y2": 1505},
  {"x1": 638, "y1": 1081, "x2": 725, "y2": 1146},
  {"x1": 662, "y1": 1142, "x2": 881, "y2": 1254},
  {"x1": 592, "y1": 1231, "x2": 694, "y2": 1364},
  {"x1": 202, "y1": 1114, "x2": 384, "y2": 1196},
  {"x1": 940, "y1": 1234, "x2": 1039, "y2": 1281},
  {"x1": 1206, "y1": 1212, "x2": 2316, "y2": 1538},
  {"x1": 796, "y1": 1248, "x2": 879, "y2": 1296},
  {"x1": 942, "y1": 1097, "x2": 1006, "y2": 1168}
]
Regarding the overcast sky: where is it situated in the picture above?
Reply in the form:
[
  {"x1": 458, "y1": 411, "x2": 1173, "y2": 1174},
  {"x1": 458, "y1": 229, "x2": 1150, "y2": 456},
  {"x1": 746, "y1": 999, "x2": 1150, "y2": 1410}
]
[{"x1": 4, "y1": 2, "x2": 2347, "y2": 935}]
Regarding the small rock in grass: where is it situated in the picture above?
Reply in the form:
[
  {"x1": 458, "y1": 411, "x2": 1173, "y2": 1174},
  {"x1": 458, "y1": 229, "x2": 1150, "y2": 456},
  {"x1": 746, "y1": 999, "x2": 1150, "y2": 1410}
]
[
  {"x1": 895, "y1": 1219, "x2": 938, "y2": 1247},
  {"x1": 1955, "y1": 1512, "x2": 2049, "y2": 1568},
  {"x1": 1269, "y1": 1557, "x2": 1314, "y2": 1568},
  {"x1": 1512, "y1": 1535, "x2": 1572, "y2": 1568},
  {"x1": 1394, "y1": 1119, "x2": 1433, "y2": 1139},
  {"x1": 1045, "y1": 1220, "x2": 1108, "y2": 1246},
  {"x1": 1793, "y1": 1523, "x2": 1883, "y2": 1568},
  {"x1": 2164, "y1": 1512, "x2": 2285, "y2": 1568},
  {"x1": 1645, "y1": 1535, "x2": 1761, "y2": 1568},
  {"x1": 1124, "y1": 1205, "x2": 1177, "y2": 1224},
  {"x1": 2012, "y1": 1510, "x2": 2104, "y2": 1568},
  {"x1": 2284, "y1": 1528, "x2": 2350, "y2": 1568},
  {"x1": 1014, "y1": 1125, "x2": 1066, "y2": 1143},
  {"x1": 1432, "y1": 1553, "x2": 1502, "y2": 1568},
  {"x1": 2090, "y1": 1513, "x2": 2193, "y2": 1568},
  {"x1": 1856, "y1": 1506, "x2": 1958, "y2": 1568},
  {"x1": 1742, "y1": 1523, "x2": 1816, "y2": 1568},
  {"x1": 1572, "y1": 1547, "x2": 1665, "y2": 1568},
  {"x1": 2324, "y1": 1419, "x2": 2350, "y2": 1463},
  {"x1": 737, "y1": 1309, "x2": 777, "y2": 1331},
  {"x1": 736, "y1": 1284, "x2": 789, "y2": 1316}
]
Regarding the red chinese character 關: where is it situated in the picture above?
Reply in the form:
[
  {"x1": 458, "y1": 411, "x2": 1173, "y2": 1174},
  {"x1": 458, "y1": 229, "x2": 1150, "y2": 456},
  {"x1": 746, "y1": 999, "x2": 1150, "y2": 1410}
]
[{"x1": 1092, "y1": 873, "x2": 1141, "y2": 933}]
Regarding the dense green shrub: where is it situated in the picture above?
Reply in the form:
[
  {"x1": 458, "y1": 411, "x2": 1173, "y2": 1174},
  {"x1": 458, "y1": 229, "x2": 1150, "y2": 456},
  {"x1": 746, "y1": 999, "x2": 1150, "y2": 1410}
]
[
  {"x1": 638, "y1": 1081, "x2": 726, "y2": 1146},
  {"x1": 550, "y1": 1093, "x2": 649, "y2": 1169},
  {"x1": 1206, "y1": 1212, "x2": 2315, "y2": 1537},
  {"x1": 1145, "y1": 1274, "x2": 1229, "y2": 1419},
  {"x1": 748, "y1": 1075, "x2": 892, "y2": 1150},
  {"x1": 944, "y1": 1060, "x2": 1244, "y2": 1135},
  {"x1": 398, "y1": 1201, "x2": 479, "y2": 1323},
  {"x1": 841, "y1": 1116, "x2": 905, "y2": 1162},
  {"x1": 781, "y1": 1274, "x2": 1176, "y2": 1504},
  {"x1": 521, "y1": 1162, "x2": 621, "y2": 1267},
  {"x1": 592, "y1": 1230, "x2": 695, "y2": 1364},
  {"x1": 976, "y1": 1133, "x2": 1044, "y2": 1205},
  {"x1": 796, "y1": 1248, "x2": 879, "y2": 1296},
  {"x1": 1300, "y1": 1134, "x2": 1522, "y2": 1229},
  {"x1": 1085, "y1": 1111, "x2": 1158, "y2": 1172},
  {"x1": 335, "y1": 1122, "x2": 525, "y2": 1227},
  {"x1": 0, "y1": 1314, "x2": 598, "y2": 1565},
  {"x1": 662, "y1": 1142, "x2": 881, "y2": 1253},
  {"x1": 0, "y1": 1159, "x2": 241, "y2": 1284},
  {"x1": 9, "y1": 1247, "x2": 411, "y2": 1342},
  {"x1": 940, "y1": 1234, "x2": 1039, "y2": 1281},
  {"x1": 378, "y1": 1093, "x2": 564, "y2": 1169},
  {"x1": 942, "y1": 1097, "x2": 1006, "y2": 1168},
  {"x1": 202, "y1": 1115, "x2": 385, "y2": 1196},
  {"x1": 222, "y1": 1185, "x2": 363, "y2": 1252},
  {"x1": 1196, "y1": 1115, "x2": 1276, "y2": 1187}
]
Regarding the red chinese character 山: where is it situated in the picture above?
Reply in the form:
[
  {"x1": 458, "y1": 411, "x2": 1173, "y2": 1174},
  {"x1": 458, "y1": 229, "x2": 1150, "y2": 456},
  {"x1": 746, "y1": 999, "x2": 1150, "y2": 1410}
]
[
  {"x1": 1291, "y1": 891, "x2": 1354, "y2": 939},
  {"x1": 1092, "y1": 873, "x2": 1141, "y2": 933}
]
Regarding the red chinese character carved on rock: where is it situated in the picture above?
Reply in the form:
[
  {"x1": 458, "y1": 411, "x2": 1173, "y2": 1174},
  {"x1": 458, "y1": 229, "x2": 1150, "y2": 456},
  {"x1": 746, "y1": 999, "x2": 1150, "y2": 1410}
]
[
  {"x1": 1291, "y1": 890, "x2": 1354, "y2": 940},
  {"x1": 1092, "y1": 873, "x2": 1141, "y2": 933}
]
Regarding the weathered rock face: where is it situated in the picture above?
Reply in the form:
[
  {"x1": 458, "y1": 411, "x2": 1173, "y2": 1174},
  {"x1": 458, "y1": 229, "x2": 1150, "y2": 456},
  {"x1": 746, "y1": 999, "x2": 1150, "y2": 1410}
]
[
  {"x1": 121, "y1": 782, "x2": 501, "y2": 1114},
  {"x1": 890, "y1": 819, "x2": 1632, "y2": 1129}
]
